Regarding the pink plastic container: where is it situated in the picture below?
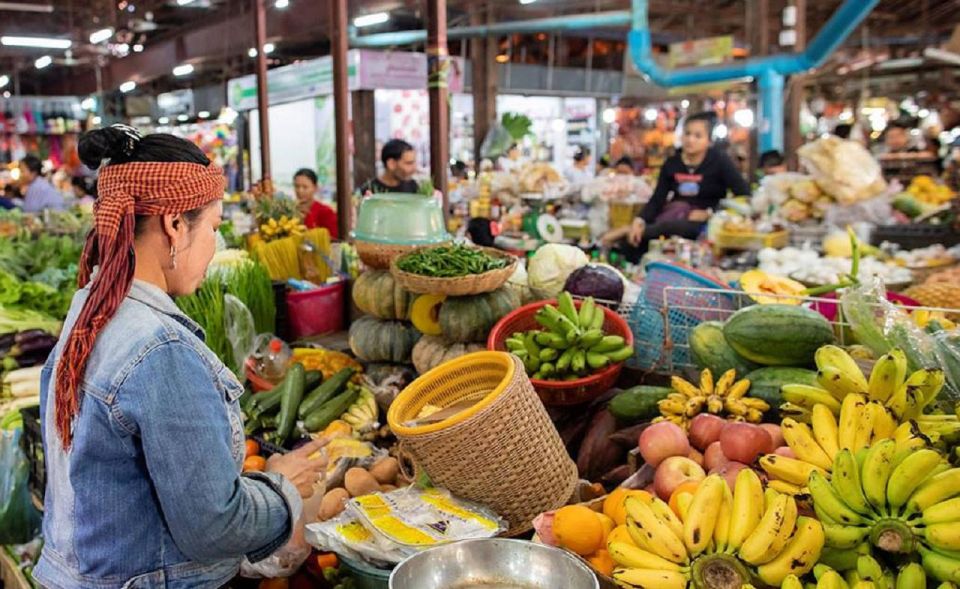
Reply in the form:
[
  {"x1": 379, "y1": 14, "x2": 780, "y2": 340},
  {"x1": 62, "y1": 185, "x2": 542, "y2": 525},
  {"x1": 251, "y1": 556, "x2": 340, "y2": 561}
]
[{"x1": 285, "y1": 282, "x2": 345, "y2": 339}]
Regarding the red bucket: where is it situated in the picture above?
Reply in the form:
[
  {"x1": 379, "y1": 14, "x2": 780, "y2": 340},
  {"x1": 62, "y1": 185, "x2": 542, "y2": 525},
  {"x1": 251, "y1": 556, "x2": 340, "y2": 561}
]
[
  {"x1": 286, "y1": 282, "x2": 345, "y2": 339},
  {"x1": 488, "y1": 299, "x2": 633, "y2": 406}
]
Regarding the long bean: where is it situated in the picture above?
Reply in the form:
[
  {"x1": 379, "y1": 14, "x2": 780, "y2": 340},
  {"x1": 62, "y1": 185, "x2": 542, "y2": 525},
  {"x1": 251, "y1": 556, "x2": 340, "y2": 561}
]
[{"x1": 396, "y1": 245, "x2": 508, "y2": 278}]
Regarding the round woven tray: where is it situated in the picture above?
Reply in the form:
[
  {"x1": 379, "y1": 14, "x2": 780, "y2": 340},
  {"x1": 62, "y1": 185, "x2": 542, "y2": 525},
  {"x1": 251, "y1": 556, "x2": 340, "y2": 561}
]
[
  {"x1": 387, "y1": 352, "x2": 578, "y2": 536},
  {"x1": 355, "y1": 240, "x2": 437, "y2": 271},
  {"x1": 389, "y1": 246, "x2": 518, "y2": 296}
]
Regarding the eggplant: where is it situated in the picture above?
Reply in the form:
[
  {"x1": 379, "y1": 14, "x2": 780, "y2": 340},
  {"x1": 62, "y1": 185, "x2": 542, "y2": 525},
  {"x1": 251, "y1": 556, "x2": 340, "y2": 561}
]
[{"x1": 12, "y1": 338, "x2": 57, "y2": 358}]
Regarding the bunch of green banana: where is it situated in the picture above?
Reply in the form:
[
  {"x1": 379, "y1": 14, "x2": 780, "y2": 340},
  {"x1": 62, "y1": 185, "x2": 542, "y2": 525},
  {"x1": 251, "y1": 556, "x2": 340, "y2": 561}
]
[
  {"x1": 340, "y1": 386, "x2": 378, "y2": 435},
  {"x1": 504, "y1": 292, "x2": 633, "y2": 381},
  {"x1": 780, "y1": 346, "x2": 956, "y2": 441},
  {"x1": 655, "y1": 367, "x2": 768, "y2": 429},
  {"x1": 610, "y1": 471, "x2": 824, "y2": 589},
  {"x1": 781, "y1": 558, "x2": 940, "y2": 589},
  {"x1": 802, "y1": 436, "x2": 960, "y2": 585}
]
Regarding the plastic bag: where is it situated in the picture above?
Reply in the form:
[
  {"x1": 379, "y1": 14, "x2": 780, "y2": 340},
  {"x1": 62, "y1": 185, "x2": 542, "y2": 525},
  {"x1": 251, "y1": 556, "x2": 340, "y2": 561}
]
[
  {"x1": 224, "y1": 294, "x2": 256, "y2": 379},
  {"x1": 798, "y1": 136, "x2": 888, "y2": 205},
  {"x1": 0, "y1": 428, "x2": 41, "y2": 544},
  {"x1": 926, "y1": 322, "x2": 960, "y2": 400},
  {"x1": 479, "y1": 124, "x2": 513, "y2": 160},
  {"x1": 240, "y1": 481, "x2": 313, "y2": 579}
]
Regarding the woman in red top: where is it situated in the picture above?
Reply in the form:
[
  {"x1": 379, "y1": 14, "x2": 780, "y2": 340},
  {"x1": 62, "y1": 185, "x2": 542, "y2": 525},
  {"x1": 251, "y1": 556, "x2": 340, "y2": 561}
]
[{"x1": 294, "y1": 168, "x2": 338, "y2": 239}]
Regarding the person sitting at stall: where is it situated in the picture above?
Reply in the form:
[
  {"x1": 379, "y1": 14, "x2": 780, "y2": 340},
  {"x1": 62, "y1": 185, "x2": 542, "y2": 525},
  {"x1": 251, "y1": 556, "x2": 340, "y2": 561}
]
[
  {"x1": 358, "y1": 139, "x2": 420, "y2": 195},
  {"x1": 759, "y1": 150, "x2": 788, "y2": 177},
  {"x1": 564, "y1": 146, "x2": 594, "y2": 185},
  {"x1": 834, "y1": 123, "x2": 853, "y2": 140},
  {"x1": 878, "y1": 120, "x2": 919, "y2": 156},
  {"x1": 33, "y1": 125, "x2": 327, "y2": 589},
  {"x1": 614, "y1": 156, "x2": 636, "y2": 175},
  {"x1": 294, "y1": 168, "x2": 338, "y2": 239},
  {"x1": 19, "y1": 154, "x2": 65, "y2": 213},
  {"x1": 71, "y1": 174, "x2": 97, "y2": 208},
  {"x1": 497, "y1": 144, "x2": 523, "y2": 173},
  {"x1": 617, "y1": 112, "x2": 751, "y2": 260}
]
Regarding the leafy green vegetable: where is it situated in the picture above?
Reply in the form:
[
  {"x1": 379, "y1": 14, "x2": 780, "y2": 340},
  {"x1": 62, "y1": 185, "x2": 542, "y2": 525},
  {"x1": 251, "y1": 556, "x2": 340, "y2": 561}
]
[
  {"x1": 501, "y1": 112, "x2": 533, "y2": 141},
  {"x1": 0, "y1": 271, "x2": 22, "y2": 305},
  {"x1": 0, "y1": 306, "x2": 61, "y2": 335}
]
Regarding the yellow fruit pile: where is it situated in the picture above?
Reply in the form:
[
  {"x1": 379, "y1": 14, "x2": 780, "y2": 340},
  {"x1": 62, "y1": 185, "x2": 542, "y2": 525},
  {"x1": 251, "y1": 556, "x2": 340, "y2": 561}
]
[
  {"x1": 657, "y1": 368, "x2": 768, "y2": 429},
  {"x1": 260, "y1": 215, "x2": 306, "y2": 241},
  {"x1": 908, "y1": 175, "x2": 956, "y2": 206}
]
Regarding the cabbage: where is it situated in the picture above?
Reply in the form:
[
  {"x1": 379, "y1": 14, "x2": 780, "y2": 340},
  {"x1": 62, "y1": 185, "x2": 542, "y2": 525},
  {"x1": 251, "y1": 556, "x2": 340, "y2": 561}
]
[
  {"x1": 564, "y1": 264, "x2": 626, "y2": 304},
  {"x1": 505, "y1": 262, "x2": 534, "y2": 304},
  {"x1": 527, "y1": 244, "x2": 589, "y2": 300}
]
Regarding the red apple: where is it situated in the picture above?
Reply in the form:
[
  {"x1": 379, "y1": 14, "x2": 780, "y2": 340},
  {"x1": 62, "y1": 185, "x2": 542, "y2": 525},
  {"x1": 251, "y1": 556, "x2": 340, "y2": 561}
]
[
  {"x1": 759, "y1": 424, "x2": 785, "y2": 452},
  {"x1": 688, "y1": 448, "x2": 704, "y2": 467},
  {"x1": 720, "y1": 422, "x2": 772, "y2": 465},
  {"x1": 704, "y1": 441, "x2": 729, "y2": 471},
  {"x1": 689, "y1": 414, "x2": 727, "y2": 451},
  {"x1": 774, "y1": 446, "x2": 796, "y2": 459},
  {"x1": 638, "y1": 421, "x2": 691, "y2": 468},
  {"x1": 654, "y1": 456, "x2": 706, "y2": 500},
  {"x1": 710, "y1": 461, "x2": 749, "y2": 491}
]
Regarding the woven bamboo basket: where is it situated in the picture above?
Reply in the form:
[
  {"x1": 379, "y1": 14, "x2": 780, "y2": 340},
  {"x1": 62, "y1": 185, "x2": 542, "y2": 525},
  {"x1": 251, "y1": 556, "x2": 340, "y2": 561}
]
[
  {"x1": 387, "y1": 352, "x2": 578, "y2": 536},
  {"x1": 389, "y1": 246, "x2": 518, "y2": 296},
  {"x1": 355, "y1": 240, "x2": 433, "y2": 270}
]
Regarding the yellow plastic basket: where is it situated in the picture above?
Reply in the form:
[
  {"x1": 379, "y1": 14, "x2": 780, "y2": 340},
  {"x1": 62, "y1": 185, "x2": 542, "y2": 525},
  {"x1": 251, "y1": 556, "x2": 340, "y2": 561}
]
[{"x1": 387, "y1": 352, "x2": 578, "y2": 535}]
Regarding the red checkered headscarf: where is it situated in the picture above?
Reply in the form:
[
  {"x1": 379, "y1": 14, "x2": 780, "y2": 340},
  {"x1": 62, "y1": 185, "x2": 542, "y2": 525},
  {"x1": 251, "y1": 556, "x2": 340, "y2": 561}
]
[{"x1": 55, "y1": 143, "x2": 225, "y2": 448}]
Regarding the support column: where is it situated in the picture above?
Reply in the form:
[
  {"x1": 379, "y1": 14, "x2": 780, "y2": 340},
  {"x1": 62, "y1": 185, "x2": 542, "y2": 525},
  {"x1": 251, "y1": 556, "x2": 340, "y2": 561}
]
[
  {"x1": 785, "y1": 0, "x2": 807, "y2": 168},
  {"x1": 331, "y1": 0, "x2": 352, "y2": 240},
  {"x1": 759, "y1": 70, "x2": 785, "y2": 154},
  {"x1": 425, "y1": 0, "x2": 450, "y2": 212},
  {"x1": 254, "y1": 0, "x2": 271, "y2": 180},
  {"x1": 746, "y1": 0, "x2": 769, "y2": 179},
  {"x1": 470, "y1": 4, "x2": 497, "y2": 168},
  {"x1": 352, "y1": 90, "x2": 377, "y2": 189}
]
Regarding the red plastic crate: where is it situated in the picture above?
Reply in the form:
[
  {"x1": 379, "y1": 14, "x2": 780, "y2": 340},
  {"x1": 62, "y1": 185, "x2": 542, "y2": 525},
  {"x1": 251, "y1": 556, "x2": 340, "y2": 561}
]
[{"x1": 285, "y1": 282, "x2": 345, "y2": 339}]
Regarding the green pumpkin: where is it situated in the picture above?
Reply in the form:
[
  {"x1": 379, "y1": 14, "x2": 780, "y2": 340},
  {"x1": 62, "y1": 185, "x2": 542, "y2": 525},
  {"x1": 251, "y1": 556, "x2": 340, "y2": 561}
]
[
  {"x1": 412, "y1": 335, "x2": 485, "y2": 374},
  {"x1": 352, "y1": 270, "x2": 415, "y2": 320},
  {"x1": 349, "y1": 316, "x2": 421, "y2": 364},
  {"x1": 438, "y1": 287, "x2": 520, "y2": 343}
]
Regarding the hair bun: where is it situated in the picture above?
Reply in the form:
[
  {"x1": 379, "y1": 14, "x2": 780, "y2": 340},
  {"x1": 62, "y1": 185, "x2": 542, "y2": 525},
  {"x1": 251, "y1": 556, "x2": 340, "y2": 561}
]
[{"x1": 78, "y1": 125, "x2": 142, "y2": 170}]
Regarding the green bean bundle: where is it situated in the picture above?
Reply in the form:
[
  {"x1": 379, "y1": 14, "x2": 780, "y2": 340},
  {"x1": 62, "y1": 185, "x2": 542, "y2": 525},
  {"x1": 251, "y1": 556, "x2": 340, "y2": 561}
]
[{"x1": 396, "y1": 245, "x2": 508, "y2": 278}]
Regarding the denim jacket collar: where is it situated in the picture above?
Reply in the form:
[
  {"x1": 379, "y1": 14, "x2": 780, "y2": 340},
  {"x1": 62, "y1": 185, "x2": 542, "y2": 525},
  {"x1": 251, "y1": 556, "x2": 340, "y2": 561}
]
[{"x1": 126, "y1": 280, "x2": 204, "y2": 338}]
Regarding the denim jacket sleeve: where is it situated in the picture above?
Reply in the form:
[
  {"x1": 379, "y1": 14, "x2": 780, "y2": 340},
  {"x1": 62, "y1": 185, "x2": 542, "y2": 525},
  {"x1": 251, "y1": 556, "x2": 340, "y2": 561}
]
[{"x1": 116, "y1": 338, "x2": 299, "y2": 563}]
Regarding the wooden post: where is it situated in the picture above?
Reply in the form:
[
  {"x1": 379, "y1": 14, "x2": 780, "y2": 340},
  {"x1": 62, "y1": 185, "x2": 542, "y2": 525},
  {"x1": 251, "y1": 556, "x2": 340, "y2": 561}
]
[
  {"x1": 352, "y1": 90, "x2": 377, "y2": 189},
  {"x1": 470, "y1": 4, "x2": 497, "y2": 168},
  {"x1": 331, "y1": 0, "x2": 352, "y2": 240},
  {"x1": 426, "y1": 0, "x2": 450, "y2": 210},
  {"x1": 746, "y1": 0, "x2": 770, "y2": 180},
  {"x1": 254, "y1": 0, "x2": 271, "y2": 180},
  {"x1": 785, "y1": 0, "x2": 807, "y2": 169}
]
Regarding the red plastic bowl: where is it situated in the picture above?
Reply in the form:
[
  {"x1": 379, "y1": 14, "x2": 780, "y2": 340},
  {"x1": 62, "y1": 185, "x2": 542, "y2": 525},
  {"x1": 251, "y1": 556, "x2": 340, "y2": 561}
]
[
  {"x1": 812, "y1": 291, "x2": 921, "y2": 322},
  {"x1": 488, "y1": 299, "x2": 634, "y2": 406}
]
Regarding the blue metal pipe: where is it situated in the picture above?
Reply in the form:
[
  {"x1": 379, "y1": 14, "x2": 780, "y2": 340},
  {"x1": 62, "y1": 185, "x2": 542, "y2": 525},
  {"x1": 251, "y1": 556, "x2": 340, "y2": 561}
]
[
  {"x1": 350, "y1": 10, "x2": 632, "y2": 48},
  {"x1": 629, "y1": 0, "x2": 878, "y2": 152}
]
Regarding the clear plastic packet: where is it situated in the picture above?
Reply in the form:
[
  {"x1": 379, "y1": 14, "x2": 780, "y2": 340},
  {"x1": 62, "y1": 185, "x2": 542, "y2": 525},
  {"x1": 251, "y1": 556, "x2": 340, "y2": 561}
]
[
  {"x1": 320, "y1": 437, "x2": 389, "y2": 489},
  {"x1": 223, "y1": 294, "x2": 256, "y2": 379},
  {"x1": 346, "y1": 486, "x2": 505, "y2": 557},
  {"x1": 305, "y1": 511, "x2": 405, "y2": 565}
]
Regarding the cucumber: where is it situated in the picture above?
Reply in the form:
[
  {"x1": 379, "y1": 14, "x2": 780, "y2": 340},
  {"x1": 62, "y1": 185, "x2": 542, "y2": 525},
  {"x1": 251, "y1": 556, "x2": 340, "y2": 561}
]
[
  {"x1": 298, "y1": 367, "x2": 356, "y2": 418},
  {"x1": 275, "y1": 363, "x2": 305, "y2": 445},
  {"x1": 304, "y1": 370, "x2": 323, "y2": 391},
  {"x1": 303, "y1": 388, "x2": 361, "y2": 432},
  {"x1": 608, "y1": 386, "x2": 674, "y2": 423}
]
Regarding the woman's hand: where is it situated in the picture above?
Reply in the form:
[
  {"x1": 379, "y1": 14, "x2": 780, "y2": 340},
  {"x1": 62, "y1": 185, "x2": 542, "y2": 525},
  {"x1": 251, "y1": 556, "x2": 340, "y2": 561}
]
[
  {"x1": 266, "y1": 438, "x2": 329, "y2": 498},
  {"x1": 687, "y1": 209, "x2": 710, "y2": 222},
  {"x1": 600, "y1": 226, "x2": 630, "y2": 247},
  {"x1": 628, "y1": 218, "x2": 646, "y2": 246}
]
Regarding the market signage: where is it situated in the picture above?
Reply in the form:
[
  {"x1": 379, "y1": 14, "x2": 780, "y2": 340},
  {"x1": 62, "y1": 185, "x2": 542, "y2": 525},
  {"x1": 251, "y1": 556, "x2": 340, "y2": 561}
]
[
  {"x1": 227, "y1": 50, "x2": 464, "y2": 111},
  {"x1": 668, "y1": 36, "x2": 734, "y2": 68}
]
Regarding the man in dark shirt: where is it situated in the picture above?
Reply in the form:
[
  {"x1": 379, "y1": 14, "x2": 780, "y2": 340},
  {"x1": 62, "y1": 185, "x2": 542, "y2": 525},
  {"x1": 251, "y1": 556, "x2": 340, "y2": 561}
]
[{"x1": 358, "y1": 139, "x2": 420, "y2": 195}]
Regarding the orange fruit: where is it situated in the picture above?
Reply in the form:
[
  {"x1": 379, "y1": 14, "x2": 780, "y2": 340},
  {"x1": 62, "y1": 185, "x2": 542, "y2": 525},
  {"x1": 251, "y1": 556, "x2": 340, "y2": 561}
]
[
  {"x1": 553, "y1": 505, "x2": 605, "y2": 556},
  {"x1": 606, "y1": 525, "x2": 635, "y2": 550},
  {"x1": 603, "y1": 488, "x2": 653, "y2": 526},
  {"x1": 669, "y1": 480, "x2": 701, "y2": 516},
  {"x1": 595, "y1": 513, "x2": 615, "y2": 543},
  {"x1": 245, "y1": 439, "x2": 260, "y2": 458},
  {"x1": 243, "y1": 455, "x2": 267, "y2": 472},
  {"x1": 586, "y1": 549, "x2": 615, "y2": 577}
]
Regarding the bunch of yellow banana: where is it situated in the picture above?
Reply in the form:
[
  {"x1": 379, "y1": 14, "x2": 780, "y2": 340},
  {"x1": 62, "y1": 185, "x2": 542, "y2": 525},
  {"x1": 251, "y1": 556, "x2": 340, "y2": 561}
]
[
  {"x1": 259, "y1": 215, "x2": 306, "y2": 241},
  {"x1": 340, "y1": 386, "x2": 378, "y2": 435},
  {"x1": 801, "y1": 436, "x2": 960, "y2": 585},
  {"x1": 657, "y1": 368, "x2": 768, "y2": 429},
  {"x1": 779, "y1": 346, "x2": 957, "y2": 442},
  {"x1": 781, "y1": 558, "x2": 935, "y2": 589},
  {"x1": 610, "y1": 471, "x2": 824, "y2": 589}
]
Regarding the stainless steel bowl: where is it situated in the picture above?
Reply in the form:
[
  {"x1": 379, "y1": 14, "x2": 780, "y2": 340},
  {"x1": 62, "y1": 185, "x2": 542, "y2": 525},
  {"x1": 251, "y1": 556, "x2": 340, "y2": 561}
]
[{"x1": 389, "y1": 539, "x2": 599, "y2": 589}]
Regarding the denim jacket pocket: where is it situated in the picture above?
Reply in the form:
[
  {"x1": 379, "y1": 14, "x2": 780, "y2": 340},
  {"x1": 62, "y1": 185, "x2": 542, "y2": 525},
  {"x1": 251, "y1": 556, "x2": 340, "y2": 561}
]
[
  {"x1": 119, "y1": 569, "x2": 165, "y2": 589},
  {"x1": 216, "y1": 367, "x2": 246, "y2": 469}
]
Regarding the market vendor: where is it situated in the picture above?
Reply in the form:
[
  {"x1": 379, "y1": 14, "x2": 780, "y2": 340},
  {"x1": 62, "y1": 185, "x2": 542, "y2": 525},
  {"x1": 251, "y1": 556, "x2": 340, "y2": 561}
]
[
  {"x1": 564, "y1": 145, "x2": 595, "y2": 185},
  {"x1": 35, "y1": 125, "x2": 326, "y2": 589},
  {"x1": 294, "y1": 167, "x2": 339, "y2": 239},
  {"x1": 759, "y1": 150, "x2": 788, "y2": 177},
  {"x1": 617, "y1": 112, "x2": 751, "y2": 260},
  {"x1": 18, "y1": 154, "x2": 65, "y2": 213},
  {"x1": 358, "y1": 138, "x2": 420, "y2": 195}
]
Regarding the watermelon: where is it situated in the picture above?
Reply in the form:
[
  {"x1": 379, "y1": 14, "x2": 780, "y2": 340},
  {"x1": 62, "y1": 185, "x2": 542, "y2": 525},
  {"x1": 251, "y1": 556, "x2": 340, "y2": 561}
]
[
  {"x1": 745, "y1": 367, "x2": 820, "y2": 409},
  {"x1": 723, "y1": 304, "x2": 835, "y2": 366},
  {"x1": 689, "y1": 321, "x2": 759, "y2": 377}
]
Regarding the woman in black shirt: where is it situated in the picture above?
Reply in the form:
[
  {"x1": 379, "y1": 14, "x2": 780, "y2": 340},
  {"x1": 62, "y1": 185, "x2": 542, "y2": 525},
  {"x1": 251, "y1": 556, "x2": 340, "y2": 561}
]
[{"x1": 622, "y1": 112, "x2": 750, "y2": 261}]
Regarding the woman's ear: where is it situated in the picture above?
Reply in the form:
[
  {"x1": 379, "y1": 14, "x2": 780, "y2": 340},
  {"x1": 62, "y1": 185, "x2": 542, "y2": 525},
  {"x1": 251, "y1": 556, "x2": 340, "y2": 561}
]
[{"x1": 160, "y1": 213, "x2": 185, "y2": 246}]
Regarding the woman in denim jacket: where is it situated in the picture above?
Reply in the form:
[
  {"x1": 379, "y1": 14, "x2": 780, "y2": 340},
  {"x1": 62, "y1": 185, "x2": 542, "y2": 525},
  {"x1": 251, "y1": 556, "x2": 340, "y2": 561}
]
[{"x1": 34, "y1": 126, "x2": 326, "y2": 589}]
